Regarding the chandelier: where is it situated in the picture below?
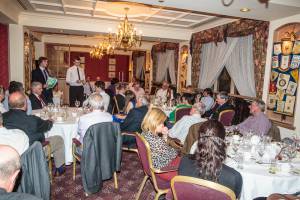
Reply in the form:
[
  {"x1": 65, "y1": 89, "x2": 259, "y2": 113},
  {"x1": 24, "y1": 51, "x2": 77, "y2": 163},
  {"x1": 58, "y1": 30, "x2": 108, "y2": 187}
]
[
  {"x1": 90, "y1": 37, "x2": 115, "y2": 59},
  {"x1": 114, "y1": 7, "x2": 142, "y2": 51}
]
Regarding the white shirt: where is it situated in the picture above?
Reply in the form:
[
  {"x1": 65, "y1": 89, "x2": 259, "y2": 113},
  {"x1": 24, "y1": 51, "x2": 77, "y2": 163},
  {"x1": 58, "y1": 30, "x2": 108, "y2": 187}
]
[
  {"x1": 201, "y1": 96, "x2": 215, "y2": 111},
  {"x1": 131, "y1": 87, "x2": 145, "y2": 98},
  {"x1": 83, "y1": 82, "x2": 94, "y2": 96},
  {"x1": 66, "y1": 65, "x2": 85, "y2": 86},
  {"x1": 168, "y1": 114, "x2": 207, "y2": 144},
  {"x1": 99, "y1": 91, "x2": 110, "y2": 111},
  {"x1": 77, "y1": 110, "x2": 113, "y2": 143},
  {"x1": 0, "y1": 103, "x2": 7, "y2": 113},
  {"x1": 0, "y1": 127, "x2": 29, "y2": 155},
  {"x1": 156, "y1": 88, "x2": 173, "y2": 102}
]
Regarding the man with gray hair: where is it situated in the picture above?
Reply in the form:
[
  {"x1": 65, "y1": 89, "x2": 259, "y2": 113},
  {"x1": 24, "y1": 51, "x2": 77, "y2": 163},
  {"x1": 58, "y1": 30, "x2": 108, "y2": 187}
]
[
  {"x1": 210, "y1": 91, "x2": 234, "y2": 120},
  {"x1": 29, "y1": 81, "x2": 47, "y2": 110},
  {"x1": 120, "y1": 95, "x2": 149, "y2": 148},
  {"x1": 77, "y1": 93, "x2": 113, "y2": 143},
  {"x1": 168, "y1": 102, "x2": 207, "y2": 144},
  {"x1": 228, "y1": 99, "x2": 271, "y2": 136},
  {"x1": 0, "y1": 145, "x2": 41, "y2": 199}
]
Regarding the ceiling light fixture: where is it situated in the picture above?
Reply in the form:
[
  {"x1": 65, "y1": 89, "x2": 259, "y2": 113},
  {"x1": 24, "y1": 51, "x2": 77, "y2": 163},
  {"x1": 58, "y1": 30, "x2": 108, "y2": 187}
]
[
  {"x1": 240, "y1": 8, "x2": 250, "y2": 12},
  {"x1": 222, "y1": 0, "x2": 269, "y2": 8}
]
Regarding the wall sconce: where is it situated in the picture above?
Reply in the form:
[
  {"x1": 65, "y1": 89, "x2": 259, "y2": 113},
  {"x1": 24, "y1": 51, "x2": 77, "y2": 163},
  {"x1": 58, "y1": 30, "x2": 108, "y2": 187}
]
[{"x1": 281, "y1": 31, "x2": 296, "y2": 55}]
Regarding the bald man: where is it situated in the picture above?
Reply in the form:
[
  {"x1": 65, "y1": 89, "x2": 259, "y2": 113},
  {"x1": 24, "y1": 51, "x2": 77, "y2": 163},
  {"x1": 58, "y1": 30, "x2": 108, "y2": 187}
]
[
  {"x1": 3, "y1": 92, "x2": 66, "y2": 176},
  {"x1": 0, "y1": 145, "x2": 41, "y2": 199}
]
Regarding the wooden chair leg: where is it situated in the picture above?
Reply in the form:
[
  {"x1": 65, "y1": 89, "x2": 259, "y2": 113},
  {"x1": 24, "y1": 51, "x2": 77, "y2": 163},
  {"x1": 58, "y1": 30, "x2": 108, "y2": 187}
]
[
  {"x1": 135, "y1": 175, "x2": 149, "y2": 200},
  {"x1": 114, "y1": 172, "x2": 118, "y2": 189},
  {"x1": 48, "y1": 145, "x2": 52, "y2": 183}
]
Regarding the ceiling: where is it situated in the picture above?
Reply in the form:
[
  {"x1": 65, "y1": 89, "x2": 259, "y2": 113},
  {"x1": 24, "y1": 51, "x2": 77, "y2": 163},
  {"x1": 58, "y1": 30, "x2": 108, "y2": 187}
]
[{"x1": 18, "y1": 0, "x2": 228, "y2": 29}]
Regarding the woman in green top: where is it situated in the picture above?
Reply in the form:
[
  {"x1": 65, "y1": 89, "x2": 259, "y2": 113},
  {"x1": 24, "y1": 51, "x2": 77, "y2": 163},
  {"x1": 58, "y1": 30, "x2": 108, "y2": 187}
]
[{"x1": 169, "y1": 93, "x2": 195, "y2": 122}]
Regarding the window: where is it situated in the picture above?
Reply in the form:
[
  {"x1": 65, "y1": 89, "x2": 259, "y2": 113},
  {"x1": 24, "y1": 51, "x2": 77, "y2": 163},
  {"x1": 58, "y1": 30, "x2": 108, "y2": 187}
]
[{"x1": 214, "y1": 67, "x2": 238, "y2": 94}]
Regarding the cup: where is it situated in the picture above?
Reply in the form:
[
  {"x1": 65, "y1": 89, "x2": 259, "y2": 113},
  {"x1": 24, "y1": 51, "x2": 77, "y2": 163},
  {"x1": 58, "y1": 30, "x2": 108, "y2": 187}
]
[{"x1": 269, "y1": 159, "x2": 277, "y2": 174}]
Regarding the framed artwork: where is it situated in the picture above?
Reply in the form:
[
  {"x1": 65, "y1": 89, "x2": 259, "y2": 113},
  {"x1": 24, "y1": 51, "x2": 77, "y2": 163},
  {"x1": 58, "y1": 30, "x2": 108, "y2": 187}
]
[
  {"x1": 276, "y1": 100, "x2": 285, "y2": 113},
  {"x1": 267, "y1": 94, "x2": 277, "y2": 109},
  {"x1": 280, "y1": 55, "x2": 290, "y2": 71},
  {"x1": 284, "y1": 95, "x2": 296, "y2": 115},
  {"x1": 109, "y1": 58, "x2": 116, "y2": 65},
  {"x1": 286, "y1": 81, "x2": 297, "y2": 96},
  {"x1": 291, "y1": 55, "x2": 300, "y2": 69},
  {"x1": 108, "y1": 71, "x2": 115, "y2": 78},
  {"x1": 273, "y1": 43, "x2": 282, "y2": 55},
  {"x1": 109, "y1": 65, "x2": 116, "y2": 71},
  {"x1": 276, "y1": 73, "x2": 290, "y2": 90},
  {"x1": 272, "y1": 56, "x2": 279, "y2": 68},
  {"x1": 293, "y1": 41, "x2": 300, "y2": 54},
  {"x1": 271, "y1": 71, "x2": 279, "y2": 81}
]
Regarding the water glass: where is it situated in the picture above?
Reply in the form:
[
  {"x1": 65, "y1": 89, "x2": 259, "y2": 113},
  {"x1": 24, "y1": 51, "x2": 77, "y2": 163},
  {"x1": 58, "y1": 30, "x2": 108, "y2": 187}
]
[
  {"x1": 236, "y1": 153, "x2": 244, "y2": 170},
  {"x1": 269, "y1": 159, "x2": 278, "y2": 174}
]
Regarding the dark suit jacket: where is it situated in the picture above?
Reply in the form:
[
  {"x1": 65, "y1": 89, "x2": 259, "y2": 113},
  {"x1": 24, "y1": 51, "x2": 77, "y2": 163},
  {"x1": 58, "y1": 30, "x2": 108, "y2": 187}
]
[
  {"x1": 120, "y1": 105, "x2": 148, "y2": 133},
  {"x1": 3, "y1": 109, "x2": 53, "y2": 145},
  {"x1": 31, "y1": 67, "x2": 53, "y2": 104},
  {"x1": 0, "y1": 188, "x2": 42, "y2": 200},
  {"x1": 211, "y1": 102, "x2": 234, "y2": 120},
  {"x1": 29, "y1": 93, "x2": 46, "y2": 110},
  {"x1": 115, "y1": 94, "x2": 125, "y2": 112},
  {"x1": 179, "y1": 155, "x2": 242, "y2": 198}
]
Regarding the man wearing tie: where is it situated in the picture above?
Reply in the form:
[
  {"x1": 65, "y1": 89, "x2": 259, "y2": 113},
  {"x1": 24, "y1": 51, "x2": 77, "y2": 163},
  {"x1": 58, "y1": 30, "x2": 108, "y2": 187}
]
[
  {"x1": 66, "y1": 57, "x2": 85, "y2": 107},
  {"x1": 29, "y1": 82, "x2": 47, "y2": 110},
  {"x1": 31, "y1": 57, "x2": 53, "y2": 104}
]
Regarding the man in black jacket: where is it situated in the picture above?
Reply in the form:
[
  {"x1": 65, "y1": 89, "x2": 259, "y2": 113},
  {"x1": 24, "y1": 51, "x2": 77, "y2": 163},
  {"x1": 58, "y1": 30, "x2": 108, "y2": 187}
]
[
  {"x1": 0, "y1": 145, "x2": 42, "y2": 200},
  {"x1": 120, "y1": 95, "x2": 149, "y2": 148},
  {"x1": 211, "y1": 91, "x2": 234, "y2": 120},
  {"x1": 31, "y1": 57, "x2": 53, "y2": 104},
  {"x1": 3, "y1": 92, "x2": 65, "y2": 175},
  {"x1": 29, "y1": 82, "x2": 47, "y2": 110}
]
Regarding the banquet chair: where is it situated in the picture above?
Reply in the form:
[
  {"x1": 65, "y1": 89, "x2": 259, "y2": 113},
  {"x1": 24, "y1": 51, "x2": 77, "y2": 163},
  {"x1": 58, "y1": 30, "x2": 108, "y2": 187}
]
[
  {"x1": 135, "y1": 134, "x2": 178, "y2": 200},
  {"x1": 219, "y1": 110, "x2": 235, "y2": 126},
  {"x1": 121, "y1": 132, "x2": 138, "y2": 153},
  {"x1": 175, "y1": 107, "x2": 191, "y2": 122},
  {"x1": 166, "y1": 176, "x2": 236, "y2": 200},
  {"x1": 72, "y1": 122, "x2": 122, "y2": 194}
]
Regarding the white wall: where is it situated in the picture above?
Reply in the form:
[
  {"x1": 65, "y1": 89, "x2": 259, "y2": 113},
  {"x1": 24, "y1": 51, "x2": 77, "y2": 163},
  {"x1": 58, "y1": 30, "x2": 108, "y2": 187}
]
[
  {"x1": 263, "y1": 13, "x2": 300, "y2": 138},
  {"x1": 34, "y1": 42, "x2": 45, "y2": 58},
  {"x1": 9, "y1": 24, "x2": 24, "y2": 83}
]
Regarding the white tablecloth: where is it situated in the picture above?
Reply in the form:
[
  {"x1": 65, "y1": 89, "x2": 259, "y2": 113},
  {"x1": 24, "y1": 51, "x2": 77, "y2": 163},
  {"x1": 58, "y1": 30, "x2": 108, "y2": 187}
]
[{"x1": 226, "y1": 158, "x2": 300, "y2": 200}]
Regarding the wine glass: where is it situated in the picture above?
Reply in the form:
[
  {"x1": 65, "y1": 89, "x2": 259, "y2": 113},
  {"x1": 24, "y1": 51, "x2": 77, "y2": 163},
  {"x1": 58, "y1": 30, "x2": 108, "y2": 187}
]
[
  {"x1": 75, "y1": 100, "x2": 80, "y2": 109},
  {"x1": 257, "y1": 144, "x2": 265, "y2": 164}
]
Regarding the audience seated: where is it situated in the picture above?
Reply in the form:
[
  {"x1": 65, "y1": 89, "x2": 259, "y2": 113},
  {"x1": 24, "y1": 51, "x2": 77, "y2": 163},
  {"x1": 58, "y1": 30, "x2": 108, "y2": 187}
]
[
  {"x1": 200, "y1": 88, "x2": 214, "y2": 111},
  {"x1": 3, "y1": 81, "x2": 32, "y2": 115},
  {"x1": 141, "y1": 108, "x2": 180, "y2": 180},
  {"x1": 52, "y1": 83, "x2": 63, "y2": 106},
  {"x1": 130, "y1": 80, "x2": 145, "y2": 99},
  {"x1": 181, "y1": 122, "x2": 203, "y2": 155},
  {"x1": 3, "y1": 91, "x2": 65, "y2": 175},
  {"x1": 168, "y1": 103, "x2": 206, "y2": 144},
  {"x1": 120, "y1": 95, "x2": 149, "y2": 148},
  {"x1": 0, "y1": 145, "x2": 42, "y2": 200},
  {"x1": 86, "y1": 81, "x2": 110, "y2": 111},
  {"x1": 29, "y1": 82, "x2": 47, "y2": 110},
  {"x1": 178, "y1": 120, "x2": 242, "y2": 198},
  {"x1": 209, "y1": 91, "x2": 234, "y2": 120},
  {"x1": 155, "y1": 80, "x2": 173, "y2": 102},
  {"x1": 77, "y1": 93, "x2": 113, "y2": 144},
  {"x1": 83, "y1": 76, "x2": 94, "y2": 99},
  {"x1": 107, "y1": 78, "x2": 119, "y2": 97},
  {"x1": 123, "y1": 90, "x2": 136, "y2": 114},
  {"x1": 113, "y1": 84, "x2": 126, "y2": 113},
  {"x1": 0, "y1": 112, "x2": 29, "y2": 155},
  {"x1": 0, "y1": 86, "x2": 6, "y2": 113},
  {"x1": 227, "y1": 99, "x2": 271, "y2": 136},
  {"x1": 169, "y1": 93, "x2": 194, "y2": 122}
]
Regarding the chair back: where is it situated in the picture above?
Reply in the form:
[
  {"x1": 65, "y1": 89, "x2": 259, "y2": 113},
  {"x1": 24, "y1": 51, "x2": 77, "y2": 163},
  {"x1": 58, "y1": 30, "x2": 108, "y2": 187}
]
[
  {"x1": 267, "y1": 121, "x2": 281, "y2": 142},
  {"x1": 219, "y1": 110, "x2": 235, "y2": 126},
  {"x1": 175, "y1": 107, "x2": 191, "y2": 122},
  {"x1": 171, "y1": 176, "x2": 236, "y2": 200},
  {"x1": 17, "y1": 142, "x2": 50, "y2": 200},
  {"x1": 113, "y1": 96, "x2": 120, "y2": 114},
  {"x1": 135, "y1": 133, "x2": 152, "y2": 176}
]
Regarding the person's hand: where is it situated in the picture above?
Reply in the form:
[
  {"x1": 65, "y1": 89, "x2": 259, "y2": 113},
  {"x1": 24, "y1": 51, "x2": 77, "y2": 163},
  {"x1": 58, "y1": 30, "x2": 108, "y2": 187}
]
[
  {"x1": 161, "y1": 126, "x2": 169, "y2": 135},
  {"x1": 43, "y1": 84, "x2": 48, "y2": 89}
]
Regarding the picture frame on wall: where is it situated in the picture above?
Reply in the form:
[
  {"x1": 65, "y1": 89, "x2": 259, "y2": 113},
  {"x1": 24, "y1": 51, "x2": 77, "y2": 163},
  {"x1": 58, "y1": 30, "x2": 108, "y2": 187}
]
[
  {"x1": 279, "y1": 55, "x2": 290, "y2": 71},
  {"x1": 108, "y1": 71, "x2": 115, "y2": 78},
  {"x1": 109, "y1": 58, "x2": 116, "y2": 65},
  {"x1": 109, "y1": 65, "x2": 116, "y2": 71},
  {"x1": 273, "y1": 43, "x2": 282, "y2": 55}
]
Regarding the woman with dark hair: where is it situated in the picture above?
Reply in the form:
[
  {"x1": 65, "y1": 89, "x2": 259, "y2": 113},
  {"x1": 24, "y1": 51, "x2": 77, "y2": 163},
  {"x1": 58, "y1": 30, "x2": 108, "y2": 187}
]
[
  {"x1": 123, "y1": 90, "x2": 136, "y2": 114},
  {"x1": 178, "y1": 120, "x2": 242, "y2": 198}
]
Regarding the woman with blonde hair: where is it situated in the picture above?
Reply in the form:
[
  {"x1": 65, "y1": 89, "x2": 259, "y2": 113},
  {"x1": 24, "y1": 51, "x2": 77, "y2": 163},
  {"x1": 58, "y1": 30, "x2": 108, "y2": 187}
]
[{"x1": 141, "y1": 107, "x2": 180, "y2": 180}]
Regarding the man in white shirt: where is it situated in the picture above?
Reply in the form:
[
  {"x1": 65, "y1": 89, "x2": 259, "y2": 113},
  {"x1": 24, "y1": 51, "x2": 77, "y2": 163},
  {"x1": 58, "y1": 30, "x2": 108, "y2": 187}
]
[
  {"x1": 201, "y1": 88, "x2": 215, "y2": 111},
  {"x1": 83, "y1": 76, "x2": 94, "y2": 99},
  {"x1": 0, "y1": 112, "x2": 29, "y2": 155},
  {"x1": 168, "y1": 103, "x2": 206, "y2": 144},
  {"x1": 155, "y1": 80, "x2": 173, "y2": 102},
  {"x1": 66, "y1": 57, "x2": 85, "y2": 107},
  {"x1": 77, "y1": 93, "x2": 112, "y2": 143},
  {"x1": 94, "y1": 81, "x2": 110, "y2": 111},
  {"x1": 131, "y1": 81, "x2": 145, "y2": 98}
]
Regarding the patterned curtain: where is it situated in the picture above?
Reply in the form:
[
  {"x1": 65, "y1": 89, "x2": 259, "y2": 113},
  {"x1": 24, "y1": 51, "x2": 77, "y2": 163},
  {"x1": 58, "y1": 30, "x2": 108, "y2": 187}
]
[
  {"x1": 151, "y1": 42, "x2": 179, "y2": 84},
  {"x1": 190, "y1": 19, "x2": 269, "y2": 98},
  {"x1": 132, "y1": 51, "x2": 146, "y2": 79}
]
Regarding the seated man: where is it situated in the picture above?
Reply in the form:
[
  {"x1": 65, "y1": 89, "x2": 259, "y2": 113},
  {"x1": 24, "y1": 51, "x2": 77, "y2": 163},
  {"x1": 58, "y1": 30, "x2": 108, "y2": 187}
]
[
  {"x1": 77, "y1": 93, "x2": 113, "y2": 143},
  {"x1": 0, "y1": 112, "x2": 29, "y2": 155},
  {"x1": 168, "y1": 103, "x2": 206, "y2": 144},
  {"x1": 130, "y1": 80, "x2": 145, "y2": 98},
  {"x1": 29, "y1": 82, "x2": 47, "y2": 110},
  {"x1": 201, "y1": 88, "x2": 215, "y2": 111},
  {"x1": 0, "y1": 145, "x2": 42, "y2": 200},
  {"x1": 114, "y1": 84, "x2": 126, "y2": 113},
  {"x1": 155, "y1": 80, "x2": 174, "y2": 102},
  {"x1": 120, "y1": 95, "x2": 149, "y2": 148},
  {"x1": 3, "y1": 92, "x2": 65, "y2": 175},
  {"x1": 228, "y1": 99, "x2": 271, "y2": 136},
  {"x1": 95, "y1": 81, "x2": 110, "y2": 111},
  {"x1": 210, "y1": 91, "x2": 234, "y2": 120}
]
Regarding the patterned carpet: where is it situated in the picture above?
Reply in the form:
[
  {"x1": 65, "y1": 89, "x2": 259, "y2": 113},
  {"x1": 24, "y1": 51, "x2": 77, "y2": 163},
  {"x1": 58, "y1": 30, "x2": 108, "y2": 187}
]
[{"x1": 51, "y1": 152, "x2": 156, "y2": 200}]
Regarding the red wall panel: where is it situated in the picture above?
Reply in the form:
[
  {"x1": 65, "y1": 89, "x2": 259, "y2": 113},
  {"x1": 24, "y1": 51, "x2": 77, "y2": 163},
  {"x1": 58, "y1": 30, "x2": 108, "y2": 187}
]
[
  {"x1": 70, "y1": 52, "x2": 129, "y2": 82},
  {"x1": 0, "y1": 23, "x2": 9, "y2": 88}
]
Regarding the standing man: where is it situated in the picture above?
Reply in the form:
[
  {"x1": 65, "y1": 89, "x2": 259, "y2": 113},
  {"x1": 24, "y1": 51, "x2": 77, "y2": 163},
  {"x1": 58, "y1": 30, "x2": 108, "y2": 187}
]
[
  {"x1": 66, "y1": 57, "x2": 85, "y2": 107},
  {"x1": 31, "y1": 57, "x2": 53, "y2": 104}
]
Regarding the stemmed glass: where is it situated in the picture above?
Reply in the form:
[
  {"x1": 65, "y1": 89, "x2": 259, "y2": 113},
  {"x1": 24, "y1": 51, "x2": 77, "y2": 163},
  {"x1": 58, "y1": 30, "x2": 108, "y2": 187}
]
[
  {"x1": 75, "y1": 100, "x2": 80, "y2": 110},
  {"x1": 232, "y1": 139, "x2": 240, "y2": 157},
  {"x1": 257, "y1": 144, "x2": 265, "y2": 164}
]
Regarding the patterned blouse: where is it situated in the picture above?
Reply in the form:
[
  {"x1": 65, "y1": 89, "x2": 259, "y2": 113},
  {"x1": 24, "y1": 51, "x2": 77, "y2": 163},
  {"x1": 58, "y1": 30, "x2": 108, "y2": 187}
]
[{"x1": 141, "y1": 131, "x2": 178, "y2": 169}]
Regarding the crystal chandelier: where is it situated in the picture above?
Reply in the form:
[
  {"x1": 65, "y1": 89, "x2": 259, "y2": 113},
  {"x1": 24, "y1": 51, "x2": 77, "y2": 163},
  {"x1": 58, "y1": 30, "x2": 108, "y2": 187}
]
[
  {"x1": 114, "y1": 7, "x2": 142, "y2": 51},
  {"x1": 90, "y1": 37, "x2": 115, "y2": 59}
]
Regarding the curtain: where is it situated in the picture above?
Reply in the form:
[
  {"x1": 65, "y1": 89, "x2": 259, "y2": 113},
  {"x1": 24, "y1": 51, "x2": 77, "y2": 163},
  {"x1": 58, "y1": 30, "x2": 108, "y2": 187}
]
[
  {"x1": 0, "y1": 23, "x2": 9, "y2": 88},
  {"x1": 155, "y1": 50, "x2": 176, "y2": 84},
  {"x1": 135, "y1": 55, "x2": 145, "y2": 80},
  {"x1": 198, "y1": 37, "x2": 238, "y2": 89},
  {"x1": 226, "y1": 35, "x2": 256, "y2": 97}
]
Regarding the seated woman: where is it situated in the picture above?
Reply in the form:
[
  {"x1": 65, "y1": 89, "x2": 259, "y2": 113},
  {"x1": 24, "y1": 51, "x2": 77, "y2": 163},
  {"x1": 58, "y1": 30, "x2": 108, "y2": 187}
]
[
  {"x1": 52, "y1": 84, "x2": 63, "y2": 106},
  {"x1": 123, "y1": 90, "x2": 136, "y2": 114},
  {"x1": 141, "y1": 107, "x2": 180, "y2": 180},
  {"x1": 169, "y1": 93, "x2": 194, "y2": 122},
  {"x1": 178, "y1": 120, "x2": 242, "y2": 198}
]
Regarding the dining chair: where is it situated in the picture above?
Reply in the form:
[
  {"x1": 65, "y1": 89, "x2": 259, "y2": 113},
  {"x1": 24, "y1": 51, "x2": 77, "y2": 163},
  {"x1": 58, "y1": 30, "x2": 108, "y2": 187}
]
[
  {"x1": 219, "y1": 109, "x2": 235, "y2": 126},
  {"x1": 121, "y1": 132, "x2": 138, "y2": 153},
  {"x1": 175, "y1": 107, "x2": 191, "y2": 122}
]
